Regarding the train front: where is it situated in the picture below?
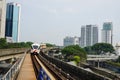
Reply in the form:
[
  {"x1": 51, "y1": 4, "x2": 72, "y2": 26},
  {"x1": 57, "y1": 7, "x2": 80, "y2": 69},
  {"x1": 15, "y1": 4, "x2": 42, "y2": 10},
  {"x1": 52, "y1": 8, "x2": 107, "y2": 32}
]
[{"x1": 31, "y1": 44, "x2": 40, "y2": 55}]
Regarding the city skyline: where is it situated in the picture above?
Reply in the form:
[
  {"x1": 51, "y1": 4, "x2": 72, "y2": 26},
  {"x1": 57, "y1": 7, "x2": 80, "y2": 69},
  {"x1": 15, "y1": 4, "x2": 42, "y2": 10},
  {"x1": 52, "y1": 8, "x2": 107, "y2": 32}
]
[{"x1": 6, "y1": 0, "x2": 120, "y2": 46}]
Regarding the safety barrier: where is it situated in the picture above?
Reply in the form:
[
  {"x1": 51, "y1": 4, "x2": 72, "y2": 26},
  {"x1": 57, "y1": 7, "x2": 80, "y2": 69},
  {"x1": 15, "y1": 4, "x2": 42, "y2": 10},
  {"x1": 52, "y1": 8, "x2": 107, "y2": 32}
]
[
  {"x1": 0, "y1": 48, "x2": 29, "y2": 57},
  {"x1": 1, "y1": 52, "x2": 26, "y2": 80},
  {"x1": 40, "y1": 52, "x2": 110, "y2": 80}
]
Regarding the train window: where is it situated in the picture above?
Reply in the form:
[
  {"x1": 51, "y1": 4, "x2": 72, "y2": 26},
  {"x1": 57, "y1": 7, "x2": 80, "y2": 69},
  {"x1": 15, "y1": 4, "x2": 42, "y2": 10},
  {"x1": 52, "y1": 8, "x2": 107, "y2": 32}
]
[{"x1": 33, "y1": 45, "x2": 38, "y2": 49}]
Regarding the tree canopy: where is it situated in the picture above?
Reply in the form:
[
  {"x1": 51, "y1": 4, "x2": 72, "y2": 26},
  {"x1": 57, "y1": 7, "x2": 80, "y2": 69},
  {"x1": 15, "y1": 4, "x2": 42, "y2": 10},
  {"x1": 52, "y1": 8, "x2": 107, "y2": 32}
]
[
  {"x1": 74, "y1": 56, "x2": 80, "y2": 65},
  {"x1": 46, "y1": 43, "x2": 56, "y2": 47},
  {"x1": 61, "y1": 45, "x2": 87, "y2": 61},
  {"x1": 92, "y1": 43, "x2": 115, "y2": 54},
  {"x1": 0, "y1": 38, "x2": 33, "y2": 49},
  {"x1": 0, "y1": 38, "x2": 7, "y2": 48},
  {"x1": 84, "y1": 46, "x2": 97, "y2": 55}
]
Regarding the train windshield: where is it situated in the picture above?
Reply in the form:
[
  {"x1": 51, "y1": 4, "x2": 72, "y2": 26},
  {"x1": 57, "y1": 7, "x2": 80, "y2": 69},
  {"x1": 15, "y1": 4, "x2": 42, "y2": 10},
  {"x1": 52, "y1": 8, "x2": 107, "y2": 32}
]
[{"x1": 33, "y1": 45, "x2": 39, "y2": 49}]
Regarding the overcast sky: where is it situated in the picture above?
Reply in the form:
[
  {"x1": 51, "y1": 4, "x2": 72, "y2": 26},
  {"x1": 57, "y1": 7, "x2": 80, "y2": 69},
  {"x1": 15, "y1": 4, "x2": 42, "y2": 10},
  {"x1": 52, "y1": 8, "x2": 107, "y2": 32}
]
[{"x1": 7, "y1": 0, "x2": 120, "y2": 46}]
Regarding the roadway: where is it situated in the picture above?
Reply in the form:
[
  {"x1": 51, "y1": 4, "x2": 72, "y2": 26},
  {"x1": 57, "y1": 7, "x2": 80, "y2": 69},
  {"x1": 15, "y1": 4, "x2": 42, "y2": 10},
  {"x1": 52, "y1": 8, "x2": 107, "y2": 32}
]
[{"x1": 87, "y1": 54, "x2": 118, "y2": 61}]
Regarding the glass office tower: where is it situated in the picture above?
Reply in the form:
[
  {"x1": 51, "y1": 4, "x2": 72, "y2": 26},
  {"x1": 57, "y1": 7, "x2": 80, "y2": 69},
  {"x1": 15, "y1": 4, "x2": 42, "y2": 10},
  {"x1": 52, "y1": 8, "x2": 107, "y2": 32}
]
[
  {"x1": 5, "y1": 2, "x2": 21, "y2": 42},
  {"x1": 102, "y1": 22, "x2": 113, "y2": 44}
]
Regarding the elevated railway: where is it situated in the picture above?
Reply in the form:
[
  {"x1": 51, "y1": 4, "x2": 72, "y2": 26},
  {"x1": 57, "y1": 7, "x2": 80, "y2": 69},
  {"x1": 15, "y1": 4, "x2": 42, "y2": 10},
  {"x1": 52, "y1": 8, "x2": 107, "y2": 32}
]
[
  {"x1": 39, "y1": 52, "x2": 111, "y2": 80},
  {"x1": 31, "y1": 54, "x2": 74, "y2": 80},
  {"x1": 17, "y1": 53, "x2": 36, "y2": 80},
  {"x1": 1, "y1": 48, "x2": 120, "y2": 80}
]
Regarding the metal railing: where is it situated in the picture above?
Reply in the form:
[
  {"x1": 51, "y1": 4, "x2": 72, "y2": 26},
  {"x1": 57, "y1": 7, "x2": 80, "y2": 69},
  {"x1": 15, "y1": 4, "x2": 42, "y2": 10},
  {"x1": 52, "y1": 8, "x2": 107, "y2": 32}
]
[{"x1": 1, "y1": 52, "x2": 26, "y2": 80}]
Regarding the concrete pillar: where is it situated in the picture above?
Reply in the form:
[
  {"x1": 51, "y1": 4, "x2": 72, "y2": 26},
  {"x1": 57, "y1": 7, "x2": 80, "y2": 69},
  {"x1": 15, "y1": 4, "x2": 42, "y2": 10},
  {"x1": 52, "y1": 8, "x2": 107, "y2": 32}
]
[
  {"x1": 97, "y1": 60, "x2": 99, "y2": 68},
  {"x1": 93, "y1": 61, "x2": 95, "y2": 67}
]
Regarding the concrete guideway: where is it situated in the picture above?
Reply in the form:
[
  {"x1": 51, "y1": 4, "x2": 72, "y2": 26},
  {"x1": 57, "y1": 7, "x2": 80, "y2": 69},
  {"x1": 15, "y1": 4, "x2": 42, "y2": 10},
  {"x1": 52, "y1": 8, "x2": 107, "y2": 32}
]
[
  {"x1": 17, "y1": 54, "x2": 36, "y2": 80},
  {"x1": 0, "y1": 53, "x2": 24, "y2": 61},
  {"x1": 0, "y1": 48, "x2": 29, "y2": 61},
  {"x1": 35, "y1": 55, "x2": 56, "y2": 80},
  {"x1": 87, "y1": 54, "x2": 118, "y2": 61}
]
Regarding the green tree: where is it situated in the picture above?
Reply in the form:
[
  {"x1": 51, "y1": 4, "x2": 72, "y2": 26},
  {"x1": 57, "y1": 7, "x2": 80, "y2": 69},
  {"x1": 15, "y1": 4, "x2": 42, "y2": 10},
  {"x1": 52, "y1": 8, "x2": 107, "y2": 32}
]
[
  {"x1": 0, "y1": 38, "x2": 7, "y2": 49},
  {"x1": 62, "y1": 45, "x2": 86, "y2": 61},
  {"x1": 74, "y1": 56, "x2": 80, "y2": 65},
  {"x1": 0, "y1": 38, "x2": 33, "y2": 49},
  {"x1": 46, "y1": 43, "x2": 55, "y2": 47},
  {"x1": 7, "y1": 42, "x2": 33, "y2": 48},
  {"x1": 84, "y1": 46, "x2": 97, "y2": 55},
  {"x1": 26, "y1": 42, "x2": 33, "y2": 47},
  {"x1": 92, "y1": 43, "x2": 115, "y2": 54}
]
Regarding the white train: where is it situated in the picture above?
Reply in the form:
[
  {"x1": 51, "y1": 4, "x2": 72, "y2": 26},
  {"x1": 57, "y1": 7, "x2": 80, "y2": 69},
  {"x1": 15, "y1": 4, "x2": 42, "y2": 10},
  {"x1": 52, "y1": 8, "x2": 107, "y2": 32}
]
[{"x1": 31, "y1": 43, "x2": 40, "y2": 55}]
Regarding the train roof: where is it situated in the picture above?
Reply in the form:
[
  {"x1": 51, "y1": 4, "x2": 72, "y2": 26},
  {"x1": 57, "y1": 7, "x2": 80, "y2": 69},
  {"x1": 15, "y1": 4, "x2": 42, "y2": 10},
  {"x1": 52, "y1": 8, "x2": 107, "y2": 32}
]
[{"x1": 31, "y1": 43, "x2": 40, "y2": 46}]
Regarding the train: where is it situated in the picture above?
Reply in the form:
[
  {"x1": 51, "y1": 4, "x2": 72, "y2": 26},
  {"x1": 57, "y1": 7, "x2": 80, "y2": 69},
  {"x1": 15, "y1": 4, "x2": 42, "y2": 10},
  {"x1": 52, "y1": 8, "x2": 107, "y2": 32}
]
[{"x1": 31, "y1": 43, "x2": 40, "y2": 55}]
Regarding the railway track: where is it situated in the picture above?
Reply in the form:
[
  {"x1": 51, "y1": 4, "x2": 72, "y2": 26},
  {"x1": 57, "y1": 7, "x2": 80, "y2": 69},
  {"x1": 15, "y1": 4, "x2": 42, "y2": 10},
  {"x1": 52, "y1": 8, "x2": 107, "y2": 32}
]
[
  {"x1": 31, "y1": 54, "x2": 40, "y2": 79},
  {"x1": 40, "y1": 52, "x2": 112, "y2": 80},
  {"x1": 31, "y1": 54, "x2": 74, "y2": 80}
]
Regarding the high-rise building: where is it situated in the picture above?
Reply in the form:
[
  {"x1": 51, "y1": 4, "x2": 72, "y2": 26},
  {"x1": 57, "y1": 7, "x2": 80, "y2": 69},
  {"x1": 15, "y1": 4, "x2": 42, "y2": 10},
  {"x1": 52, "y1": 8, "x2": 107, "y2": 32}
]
[
  {"x1": 102, "y1": 22, "x2": 113, "y2": 44},
  {"x1": 63, "y1": 36, "x2": 80, "y2": 47},
  {"x1": 5, "y1": 2, "x2": 21, "y2": 42},
  {"x1": 93, "y1": 26, "x2": 98, "y2": 45},
  {"x1": 86, "y1": 25, "x2": 92, "y2": 46},
  {"x1": 80, "y1": 25, "x2": 98, "y2": 47},
  {"x1": 0, "y1": 0, "x2": 6, "y2": 38},
  {"x1": 81, "y1": 26, "x2": 86, "y2": 47}
]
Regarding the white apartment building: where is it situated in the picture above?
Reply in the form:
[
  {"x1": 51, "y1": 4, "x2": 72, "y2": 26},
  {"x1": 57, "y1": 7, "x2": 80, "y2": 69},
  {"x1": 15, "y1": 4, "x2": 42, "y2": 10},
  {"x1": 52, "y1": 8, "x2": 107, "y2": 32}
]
[
  {"x1": 80, "y1": 25, "x2": 98, "y2": 47},
  {"x1": 0, "y1": 0, "x2": 6, "y2": 38}
]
